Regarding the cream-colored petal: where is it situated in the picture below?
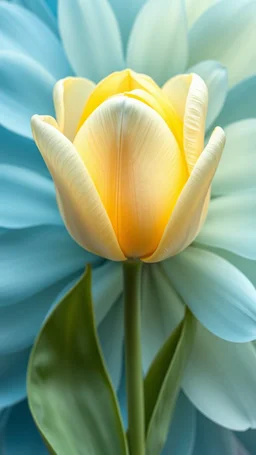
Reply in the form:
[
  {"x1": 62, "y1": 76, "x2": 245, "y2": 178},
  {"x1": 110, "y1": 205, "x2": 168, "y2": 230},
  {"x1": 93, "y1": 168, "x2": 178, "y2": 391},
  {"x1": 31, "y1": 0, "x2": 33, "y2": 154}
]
[
  {"x1": 163, "y1": 73, "x2": 208, "y2": 173},
  {"x1": 144, "y1": 127, "x2": 225, "y2": 263},
  {"x1": 74, "y1": 96, "x2": 186, "y2": 259},
  {"x1": 53, "y1": 77, "x2": 95, "y2": 141},
  {"x1": 31, "y1": 114, "x2": 125, "y2": 261}
]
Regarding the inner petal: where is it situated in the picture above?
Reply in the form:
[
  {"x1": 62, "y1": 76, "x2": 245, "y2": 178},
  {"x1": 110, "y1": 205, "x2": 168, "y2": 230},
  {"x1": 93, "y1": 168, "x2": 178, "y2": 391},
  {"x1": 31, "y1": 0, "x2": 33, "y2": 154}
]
[{"x1": 74, "y1": 96, "x2": 186, "y2": 258}]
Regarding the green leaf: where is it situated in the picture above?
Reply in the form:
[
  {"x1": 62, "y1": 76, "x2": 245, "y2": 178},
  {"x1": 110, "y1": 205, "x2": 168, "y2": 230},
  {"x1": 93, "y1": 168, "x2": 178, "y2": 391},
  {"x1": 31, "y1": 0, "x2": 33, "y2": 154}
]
[
  {"x1": 27, "y1": 266, "x2": 129, "y2": 455},
  {"x1": 144, "y1": 308, "x2": 196, "y2": 455}
]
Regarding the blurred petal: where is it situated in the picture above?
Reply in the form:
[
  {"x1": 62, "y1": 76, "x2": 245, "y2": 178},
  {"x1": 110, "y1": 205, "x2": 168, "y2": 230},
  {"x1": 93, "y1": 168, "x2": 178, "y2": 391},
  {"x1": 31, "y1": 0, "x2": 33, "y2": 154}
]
[
  {"x1": 145, "y1": 127, "x2": 225, "y2": 262},
  {"x1": 163, "y1": 73, "x2": 208, "y2": 172},
  {"x1": 197, "y1": 190, "x2": 256, "y2": 260},
  {"x1": 0, "y1": 127, "x2": 48, "y2": 176},
  {"x1": 185, "y1": 0, "x2": 219, "y2": 28},
  {"x1": 9, "y1": 0, "x2": 58, "y2": 35},
  {"x1": 0, "y1": 52, "x2": 55, "y2": 138},
  {"x1": 0, "y1": 226, "x2": 89, "y2": 305},
  {"x1": 2, "y1": 400, "x2": 47, "y2": 454},
  {"x1": 127, "y1": 0, "x2": 188, "y2": 86},
  {"x1": 98, "y1": 298, "x2": 124, "y2": 390},
  {"x1": 212, "y1": 119, "x2": 256, "y2": 196},
  {"x1": 109, "y1": 0, "x2": 146, "y2": 48},
  {"x1": 162, "y1": 393, "x2": 196, "y2": 455},
  {"x1": 0, "y1": 3, "x2": 70, "y2": 78},
  {"x1": 141, "y1": 263, "x2": 184, "y2": 372},
  {"x1": 163, "y1": 247, "x2": 256, "y2": 342},
  {"x1": 53, "y1": 77, "x2": 95, "y2": 141},
  {"x1": 183, "y1": 323, "x2": 256, "y2": 430},
  {"x1": 188, "y1": 0, "x2": 256, "y2": 87},
  {"x1": 192, "y1": 411, "x2": 238, "y2": 454},
  {"x1": 0, "y1": 165, "x2": 61, "y2": 229},
  {"x1": 214, "y1": 75, "x2": 256, "y2": 128},
  {"x1": 237, "y1": 429, "x2": 256, "y2": 454},
  {"x1": 0, "y1": 348, "x2": 30, "y2": 408},
  {"x1": 31, "y1": 115, "x2": 125, "y2": 260},
  {"x1": 74, "y1": 95, "x2": 185, "y2": 258},
  {"x1": 187, "y1": 60, "x2": 228, "y2": 130},
  {"x1": 58, "y1": 0, "x2": 124, "y2": 81}
]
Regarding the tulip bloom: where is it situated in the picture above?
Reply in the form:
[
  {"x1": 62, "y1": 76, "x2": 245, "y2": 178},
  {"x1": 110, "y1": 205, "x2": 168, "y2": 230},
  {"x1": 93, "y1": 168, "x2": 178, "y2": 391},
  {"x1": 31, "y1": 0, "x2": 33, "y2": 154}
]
[{"x1": 31, "y1": 69, "x2": 225, "y2": 262}]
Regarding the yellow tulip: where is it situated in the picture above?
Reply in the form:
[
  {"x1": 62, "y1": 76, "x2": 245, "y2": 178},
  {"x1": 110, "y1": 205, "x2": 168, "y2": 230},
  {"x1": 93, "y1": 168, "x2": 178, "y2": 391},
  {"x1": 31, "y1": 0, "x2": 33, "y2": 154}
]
[{"x1": 31, "y1": 69, "x2": 225, "y2": 262}]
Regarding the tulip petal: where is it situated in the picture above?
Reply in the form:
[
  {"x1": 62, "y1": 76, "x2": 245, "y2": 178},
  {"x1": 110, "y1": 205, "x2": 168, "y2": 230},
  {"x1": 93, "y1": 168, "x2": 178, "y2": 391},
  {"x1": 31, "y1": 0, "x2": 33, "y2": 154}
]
[
  {"x1": 183, "y1": 323, "x2": 256, "y2": 430},
  {"x1": 187, "y1": 61, "x2": 228, "y2": 130},
  {"x1": 163, "y1": 247, "x2": 256, "y2": 342},
  {"x1": 31, "y1": 115, "x2": 125, "y2": 261},
  {"x1": 191, "y1": 411, "x2": 238, "y2": 454},
  {"x1": 145, "y1": 127, "x2": 225, "y2": 263},
  {"x1": 196, "y1": 190, "x2": 256, "y2": 260},
  {"x1": 127, "y1": 0, "x2": 188, "y2": 86},
  {"x1": 98, "y1": 298, "x2": 124, "y2": 390},
  {"x1": 0, "y1": 165, "x2": 61, "y2": 229},
  {"x1": 0, "y1": 3, "x2": 70, "y2": 79},
  {"x1": 214, "y1": 75, "x2": 256, "y2": 128},
  {"x1": 141, "y1": 263, "x2": 184, "y2": 373},
  {"x1": 188, "y1": 0, "x2": 256, "y2": 87},
  {"x1": 58, "y1": 0, "x2": 124, "y2": 82},
  {"x1": 212, "y1": 119, "x2": 256, "y2": 196},
  {"x1": 0, "y1": 52, "x2": 55, "y2": 138},
  {"x1": 53, "y1": 77, "x2": 95, "y2": 141},
  {"x1": 2, "y1": 400, "x2": 48, "y2": 454},
  {"x1": 163, "y1": 73, "x2": 208, "y2": 173},
  {"x1": 74, "y1": 96, "x2": 186, "y2": 258},
  {"x1": 0, "y1": 348, "x2": 30, "y2": 408}
]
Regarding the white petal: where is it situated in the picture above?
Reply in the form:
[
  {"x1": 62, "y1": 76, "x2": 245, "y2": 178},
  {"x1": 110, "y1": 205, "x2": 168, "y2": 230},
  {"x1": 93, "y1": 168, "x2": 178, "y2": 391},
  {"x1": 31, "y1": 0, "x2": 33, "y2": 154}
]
[
  {"x1": 58, "y1": 0, "x2": 124, "y2": 81},
  {"x1": 31, "y1": 115, "x2": 125, "y2": 261},
  {"x1": 127, "y1": 0, "x2": 188, "y2": 86},
  {"x1": 185, "y1": 0, "x2": 219, "y2": 28},
  {"x1": 188, "y1": 0, "x2": 256, "y2": 87}
]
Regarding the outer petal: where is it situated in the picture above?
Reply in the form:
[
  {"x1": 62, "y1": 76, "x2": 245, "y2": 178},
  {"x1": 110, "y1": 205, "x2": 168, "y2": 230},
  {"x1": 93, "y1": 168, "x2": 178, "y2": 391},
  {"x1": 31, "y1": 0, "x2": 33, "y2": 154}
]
[
  {"x1": 163, "y1": 247, "x2": 256, "y2": 342},
  {"x1": 58, "y1": 0, "x2": 124, "y2": 82},
  {"x1": 144, "y1": 127, "x2": 225, "y2": 263},
  {"x1": 74, "y1": 96, "x2": 186, "y2": 258},
  {"x1": 185, "y1": 0, "x2": 219, "y2": 28},
  {"x1": 53, "y1": 77, "x2": 95, "y2": 141},
  {"x1": 0, "y1": 52, "x2": 55, "y2": 138},
  {"x1": 0, "y1": 3, "x2": 70, "y2": 79},
  {"x1": 191, "y1": 411, "x2": 239, "y2": 454},
  {"x1": 127, "y1": 0, "x2": 188, "y2": 86},
  {"x1": 162, "y1": 393, "x2": 196, "y2": 455},
  {"x1": 2, "y1": 400, "x2": 48, "y2": 454},
  {"x1": 212, "y1": 119, "x2": 256, "y2": 196},
  {"x1": 197, "y1": 190, "x2": 256, "y2": 260},
  {"x1": 31, "y1": 115, "x2": 125, "y2": 261},
  {"x1": 10, "y1": 0, "x2": 58, "y2": 35},
  {"x1": 0, "y1": 165, "x2": 61, "y2": 229},
  {"x1": 214, "y1": 75, "x2": 256, "y2": 128},
  {"x1": 183, "y1": 323, "x2": 256, "y2": 430},
  {"x1": 141, "y1": 263, "x2": 184, "y2": 373},
  {"x1": 0, "y1": 348, "x2": 30, "y2": 408},
  {"x1": 163, "y1": 73, "x2": 208, "y2": 172},
  {"x1": 109, "y1": 0, "x2": 146, "y2": 48},
  {"x1": 187, "y1": 60, "x2": 228, "y2": 130},
  {"x1": 237, "y1": 429, "x2": 256, "y2": 454},
  {"x1": 188, "y1": 0, "x2": 256, "y2": 87}
]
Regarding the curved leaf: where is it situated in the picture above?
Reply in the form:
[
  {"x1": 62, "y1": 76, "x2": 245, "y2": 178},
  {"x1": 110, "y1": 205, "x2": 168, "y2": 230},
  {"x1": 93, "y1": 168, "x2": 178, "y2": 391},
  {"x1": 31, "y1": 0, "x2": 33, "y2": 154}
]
[
  {"x1": 144, "y1": 308, "x2": 196, "y2": 455},
  {"x1": 27, "y1": 267, "x2": 128, "y2": 455}
]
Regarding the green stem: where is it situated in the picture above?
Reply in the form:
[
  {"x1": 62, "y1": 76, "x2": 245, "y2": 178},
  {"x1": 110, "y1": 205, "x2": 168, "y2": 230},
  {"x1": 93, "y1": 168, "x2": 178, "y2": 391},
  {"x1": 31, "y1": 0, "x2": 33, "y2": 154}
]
[{"x1": 123, "y1": 260, "x2": 145, "y2": 455}]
